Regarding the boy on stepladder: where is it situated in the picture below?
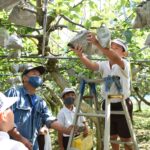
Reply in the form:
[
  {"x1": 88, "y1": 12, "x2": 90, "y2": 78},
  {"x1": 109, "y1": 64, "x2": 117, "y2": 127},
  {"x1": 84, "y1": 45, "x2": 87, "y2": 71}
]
[{"x1": 71, "y1": 32, "x2": 133, "y2": 150}]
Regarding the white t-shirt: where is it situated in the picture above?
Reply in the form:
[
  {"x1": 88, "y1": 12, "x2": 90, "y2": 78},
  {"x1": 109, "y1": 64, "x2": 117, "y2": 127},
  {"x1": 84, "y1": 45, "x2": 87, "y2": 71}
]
[
  {"x1": 57, "y1": 106, "x2": 85, "y2": 137},
  {"x1": 0, "y1": 131, "x2": 28, "y2": 150},
  {"x1": 97, "y1": 59, "x2": 130, "y2": 103}
]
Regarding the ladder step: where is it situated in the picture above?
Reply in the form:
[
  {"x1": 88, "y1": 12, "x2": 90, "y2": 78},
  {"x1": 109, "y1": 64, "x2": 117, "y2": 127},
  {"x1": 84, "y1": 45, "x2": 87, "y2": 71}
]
[
  {"x1": 110, "y1": 140, "x2": 133, "y2": 145},
  {"x1": 108, "y1": 94, "x2": 124, "y2": 99},
  {"x1": 83, "y1": 95, "x2": 94, "y2": 100},
  {"x1": 102, "y1": 139, "x2": 133, "y2": 145},
  {"x1": 111, "y1": 111, "x2": 125, "y2": 115},
  {"x1": 77, "y1": 112, "x2": 105, "y2": 117},
  {"x1": 77, "y1": 111, "x2": 125, "y2": 118},
  {"x1": 101, "y1": 110, "x2": 125, "y2": 115}
]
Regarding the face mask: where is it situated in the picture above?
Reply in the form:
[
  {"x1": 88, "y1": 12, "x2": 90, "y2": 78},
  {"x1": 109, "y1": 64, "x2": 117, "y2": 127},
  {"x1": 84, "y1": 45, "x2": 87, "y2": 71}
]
[
  {"x1": 63, "y1": 97, "x2": 74, "y2": 105},
  {"x1": 28, "y1": 76, "x2": 43, "y2": 88}
]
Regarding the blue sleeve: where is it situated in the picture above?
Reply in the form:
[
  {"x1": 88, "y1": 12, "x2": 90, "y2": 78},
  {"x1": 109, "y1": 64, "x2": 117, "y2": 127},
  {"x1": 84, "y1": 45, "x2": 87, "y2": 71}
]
[
  {"x1": 40, "y1": 99, "x2": 56, "y2": 129},
  {"x1": 5, "y1": 87, "x2": 19, "y2": 97}
]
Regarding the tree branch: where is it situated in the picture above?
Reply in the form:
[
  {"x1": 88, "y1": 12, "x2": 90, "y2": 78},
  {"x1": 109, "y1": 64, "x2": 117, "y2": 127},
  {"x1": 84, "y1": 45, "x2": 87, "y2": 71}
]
[
  {"x1": 55, "y1": 16, "x2": 63, "y2": 26},
  {"x1": 47, "y1": 24, "x2": 68, "y2": 33},
  {"x1": 36, "y1": 0, "x2": 44, "y2": 26},
  {"x1": 133, "y1": 87, "x2": 150, "y2": 105},
  {"x1": 73, "y1": 0, "x2": 85, "y2": 8},
  {"x1": 19, "y1": 34, "x2": 42, "y2": 39},
  {"x1": 60, "y1": 14, "x2": 86, "y2": 29},
  {"x1": 20, "y1": 7, "x2": 37, "y2": 14}
]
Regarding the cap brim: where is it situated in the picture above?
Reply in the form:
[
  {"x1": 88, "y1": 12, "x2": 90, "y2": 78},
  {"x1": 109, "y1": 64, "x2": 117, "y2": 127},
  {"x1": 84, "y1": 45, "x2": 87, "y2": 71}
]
[
  {"x1": 61, "y1": 89, "x2": 75, "y2": 98},
  {"x1": 0, "y1": 93, "x2": 18, "y2": 112},
  {"x1": 111, "y1": 40, "x2": 127, "y2": 51},
  {"x1": 22, "y1": 66, "x2": 46, "y2": 76},
  {"x1": 31, "y1": 66, "x2": 46, "y2": 75}
]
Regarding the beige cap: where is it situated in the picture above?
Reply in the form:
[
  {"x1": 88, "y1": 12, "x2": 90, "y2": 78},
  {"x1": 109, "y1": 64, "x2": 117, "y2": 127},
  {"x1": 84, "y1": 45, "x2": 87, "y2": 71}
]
[
  {"x1": 61, "y1": 88, "x2": 75, "y2": 98},
  {"x1": 111, "y1": 39, "x2": 128, "y2": 51},
  {"x1": 0, "y1": 92, "x2": 18, "y2": 113}
]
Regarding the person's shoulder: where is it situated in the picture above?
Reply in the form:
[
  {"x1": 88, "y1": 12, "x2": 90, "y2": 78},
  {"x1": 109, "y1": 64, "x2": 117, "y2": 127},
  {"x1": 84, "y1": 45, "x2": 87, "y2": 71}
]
[
  {"x1": 7, "y1": 85, "x2": 24, "y2": 93},
  {"x1": 58, "y1": 107, "x2": 66, "y2": 113},
  {"x1": 5, "y1": 85, "x2": 23, "y2": 97},
  {"x1": 13, "y1": 141, "x2": 28, "y2": 150},
  {"x1": 0, "y1": 139, "x2": 28, "y2": 150},
  {"x1": 57, "y1": 107, "x2": 67, "y2": 116},
  {"x1": 12, "y1": 140, "x2": 28, "y2": 150},
  {"x1": 122, "y1": 58, "x2": 130, "y2": 66},
  {"x1": 36, "y1": 95, "x2": 44, "y2": 101}
]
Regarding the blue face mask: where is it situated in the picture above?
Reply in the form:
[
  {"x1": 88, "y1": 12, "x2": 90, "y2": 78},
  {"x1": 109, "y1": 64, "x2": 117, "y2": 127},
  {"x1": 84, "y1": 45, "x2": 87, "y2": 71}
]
[
  {"x1": 63, "y1": 97, "x2": 74, "y2": 105},
  {"x1": 28, "y1": 76, "x2": 43, "y2": 88}
]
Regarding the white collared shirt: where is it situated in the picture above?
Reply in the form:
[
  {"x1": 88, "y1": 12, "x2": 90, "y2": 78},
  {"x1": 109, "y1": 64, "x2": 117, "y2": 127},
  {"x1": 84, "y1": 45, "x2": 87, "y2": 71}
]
[
  {"x1": 0, "y1": 131, "x2": 28, "y2": 150},
  {"x1": 57, "y1": 106, "x2": 85, "y2": 137},
  {"x1": 97, "y1": 59, "x2": 130, "y2": 103}
]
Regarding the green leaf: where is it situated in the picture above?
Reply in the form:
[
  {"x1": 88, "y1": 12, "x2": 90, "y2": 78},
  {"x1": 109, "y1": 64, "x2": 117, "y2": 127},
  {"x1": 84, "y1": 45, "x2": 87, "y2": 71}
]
[
  {"x1": 68, "y1": 23, "x2": 76, "y2": 30},
  {"x1": 88, "y1": 1, "x2": 97, "y2": 9},
  {"x1": 91, "y1": 16, "x2": 102, "y2": 21},
  {"x1": 72, "y1": 7, "x2": 81, "y2": 12},
  {"x1": 124, "y1": 29, "x2": 132, "y2": 43},
  {"x1": 84, "y1": 20, "x2": 92, "y2": 29}
]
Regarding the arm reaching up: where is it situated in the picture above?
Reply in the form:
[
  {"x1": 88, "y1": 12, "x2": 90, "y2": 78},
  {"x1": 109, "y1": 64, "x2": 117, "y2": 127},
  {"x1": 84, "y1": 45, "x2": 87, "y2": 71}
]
[
  {"x1": 71, "y1": 44, "x2": 99, "y2": 71},
  {"x1": 87, "y1": 32, "x2": 126, "y2": 69}
]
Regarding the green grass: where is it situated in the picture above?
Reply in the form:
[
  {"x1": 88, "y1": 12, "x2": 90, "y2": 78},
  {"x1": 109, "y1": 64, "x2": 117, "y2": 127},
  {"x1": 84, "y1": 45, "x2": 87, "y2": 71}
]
[{"x1": 133, "y1": 109, "x2": 150, "y2": 150}]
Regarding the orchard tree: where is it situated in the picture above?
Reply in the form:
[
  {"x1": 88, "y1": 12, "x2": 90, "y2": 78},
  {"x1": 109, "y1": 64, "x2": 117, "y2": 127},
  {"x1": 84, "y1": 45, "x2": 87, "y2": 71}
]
[{"x1": 0, "y1": 0, "x2": 150, "y2": 149}]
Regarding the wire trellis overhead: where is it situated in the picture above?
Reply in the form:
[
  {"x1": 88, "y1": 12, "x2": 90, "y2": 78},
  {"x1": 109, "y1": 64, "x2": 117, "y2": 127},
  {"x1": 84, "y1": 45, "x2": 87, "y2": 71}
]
[{"x1": 0, "y1": 55, "x2": 150, "y2": 63}]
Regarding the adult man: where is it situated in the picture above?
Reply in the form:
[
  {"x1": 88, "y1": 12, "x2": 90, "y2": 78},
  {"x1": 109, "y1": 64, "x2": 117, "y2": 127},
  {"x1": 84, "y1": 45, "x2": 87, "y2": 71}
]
[
  {"x1": 0, "y1": 92, "x2": 27, "y2": 150},
  {"x1": 5, "y1": 65, "x2": 72, "y2": 150}
]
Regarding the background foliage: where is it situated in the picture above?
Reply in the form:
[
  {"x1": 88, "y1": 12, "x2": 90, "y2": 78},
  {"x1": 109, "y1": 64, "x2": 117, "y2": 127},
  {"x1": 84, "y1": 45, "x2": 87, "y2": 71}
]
[{"x1": 0, "y1": 0, "x2": 150, "y2": 149}]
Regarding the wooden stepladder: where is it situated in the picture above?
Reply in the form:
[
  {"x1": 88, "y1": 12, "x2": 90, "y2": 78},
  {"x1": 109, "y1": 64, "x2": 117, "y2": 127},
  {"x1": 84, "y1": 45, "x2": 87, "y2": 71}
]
[{"x1": 67, "y1": 78, "x2": 139, "y2": 150}]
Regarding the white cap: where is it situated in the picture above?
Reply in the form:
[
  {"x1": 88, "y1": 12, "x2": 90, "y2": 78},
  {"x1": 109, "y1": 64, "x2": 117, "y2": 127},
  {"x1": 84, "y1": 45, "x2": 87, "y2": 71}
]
[
  {"x1": 0, "y1": 92, "x2": 18, "y2": 113},
  {"x1": 111, "y1": 39, "x2": 128, "y2": 51},
  {"x1": 61, "y1": 88, "x2": 75, "y2": 98}
]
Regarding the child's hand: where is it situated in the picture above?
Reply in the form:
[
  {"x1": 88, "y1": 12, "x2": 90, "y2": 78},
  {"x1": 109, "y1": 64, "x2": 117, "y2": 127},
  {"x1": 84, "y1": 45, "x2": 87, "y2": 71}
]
[
  {"x1": 83, "y1": 126, "x2": 88, "y2": 137},
  {"x1": 64, "y1": 125, "x2": 74, "y2": 134},
  {"x1": 39, "y1": 126, "x2": 48, "y2": 135},
  {"x1": 71, "y1": 44, "x2": 83, "y2": 58},
  {"x1": 87, "y1": 32, "x2": 98, "y2": 45}
]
